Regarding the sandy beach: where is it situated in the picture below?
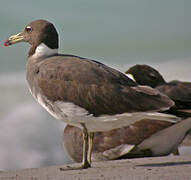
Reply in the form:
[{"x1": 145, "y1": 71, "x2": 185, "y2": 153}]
[{"x1": 0, "y1": 155, "x2": 190, "y2": 180}]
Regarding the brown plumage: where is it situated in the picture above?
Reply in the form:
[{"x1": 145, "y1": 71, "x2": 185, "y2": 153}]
[
  {"x1": 126, "y1": 64, "x2": 191, "y2": 110},
  {"x1": 26, "y1": 56, "x2": 174, "y2": 117},
  {"x1": 157, "y1": 81, "x2": 191, "y2": 109}
]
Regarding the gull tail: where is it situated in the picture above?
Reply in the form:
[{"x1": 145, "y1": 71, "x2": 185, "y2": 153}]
[{"x1": 83, "y1": 112, "x2": 180, "y2": 132}]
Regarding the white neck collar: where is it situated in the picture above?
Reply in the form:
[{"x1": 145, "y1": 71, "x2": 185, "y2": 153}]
[
  {"x1": 32, "y1": 43, "x2": 58, "y2": 58},
  {"x1": 125, "y1": 73, "x2": 136, "y2": 82}
]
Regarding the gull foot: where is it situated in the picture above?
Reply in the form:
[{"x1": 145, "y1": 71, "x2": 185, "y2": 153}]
[{"x1": 60, "y1": 163, "x2": 91, "y2": 171}]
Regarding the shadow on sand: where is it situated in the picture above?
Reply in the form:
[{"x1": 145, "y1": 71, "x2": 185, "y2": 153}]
[{"x1": 137, "y1": 161, "x2": 191, "y2": 167}]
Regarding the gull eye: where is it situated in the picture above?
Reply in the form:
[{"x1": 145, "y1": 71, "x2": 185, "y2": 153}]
[
  {"x1": 149, "y1": 72, "x2": 157, "y2": 79},
  {"x1": 25, "y1": 26, "x2": 32, "y2": 32}
]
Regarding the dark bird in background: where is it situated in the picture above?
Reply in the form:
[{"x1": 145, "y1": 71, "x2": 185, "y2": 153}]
[
  {"x1": 126, "y1": 64, "x2": 191, "y2": 111},
  {"x1": 4, "y1": 20, "x2": 178, "y2": 169},
  {"x1": 63, "y1": 118, "x2": 191, "y2": 163}
]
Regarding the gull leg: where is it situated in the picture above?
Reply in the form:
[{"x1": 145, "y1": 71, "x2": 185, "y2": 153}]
[
  {"x1": 88, "y1": 132, "x2": 94, "y2": 164},
  {"x1": 60, "y1": 123, "x2": 91, "y2": 171},
  {"x1": 81, "y1": 124, "x2": 91, "y2": 168}
]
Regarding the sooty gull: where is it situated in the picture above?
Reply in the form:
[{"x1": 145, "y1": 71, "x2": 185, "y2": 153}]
[
  {"x1": 4, "y1": 19, "x2": 177, "y2": 169},
  {"x1": 63, "y1": 117, "x2": 191, "y2": 162},
  {"x1": 126, "y1": 64, "x2": 191, "y2": 111}
]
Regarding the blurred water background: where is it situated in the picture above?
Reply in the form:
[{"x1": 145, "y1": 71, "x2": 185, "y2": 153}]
[{"x1": 0, "y1": 0, "x2": 191, "y2": 170}]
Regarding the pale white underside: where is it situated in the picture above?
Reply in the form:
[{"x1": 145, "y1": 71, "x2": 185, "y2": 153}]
[
  {"x1": 32, "y1": 43, "x2": 58, "y2": 59},
  {"x1": 35, "y1": 93, "x2": 179, "y2": 132},
  {"x1": 92, "y1": 144, "x2": 135, "y2": 161},
  {"x1": 137, "y1": 118, "x2": 191, "y2": 155},
  {"x1": 125, "y1": 73, "x2": 136, "y2": 82},
  {"x1": 102, "y1": 144, "x2": 135, "y2": 160}
]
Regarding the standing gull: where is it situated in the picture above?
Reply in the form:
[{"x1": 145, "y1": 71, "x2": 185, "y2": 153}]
[{"x1": 4, "y1": 19, "x2": 177, "y2": 169}]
